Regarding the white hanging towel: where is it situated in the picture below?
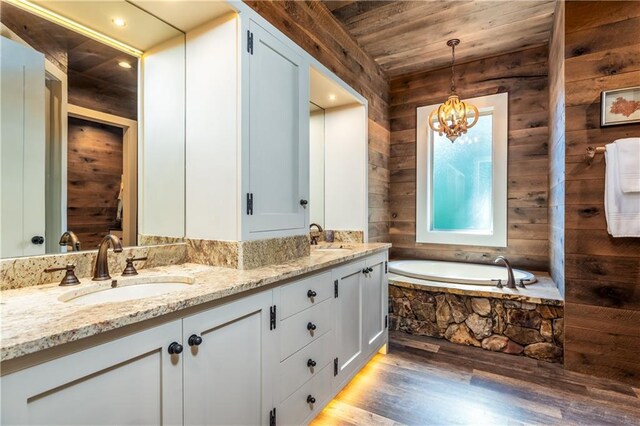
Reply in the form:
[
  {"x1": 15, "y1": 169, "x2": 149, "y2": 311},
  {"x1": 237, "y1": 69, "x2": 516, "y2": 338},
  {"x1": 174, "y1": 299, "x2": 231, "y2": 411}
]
[
  {"x1": 605, "y1": 142, "x2": 640, "y2": 237},
  {"x1": 615, "y1": 137, "x2": 640, "y2": 193}
]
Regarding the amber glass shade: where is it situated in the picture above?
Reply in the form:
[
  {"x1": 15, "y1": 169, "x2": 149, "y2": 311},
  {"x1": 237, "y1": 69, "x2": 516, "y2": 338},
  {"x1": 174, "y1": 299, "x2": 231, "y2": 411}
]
[{"x1": 428, "y1": 94, "x2": 479, "y2": 142}]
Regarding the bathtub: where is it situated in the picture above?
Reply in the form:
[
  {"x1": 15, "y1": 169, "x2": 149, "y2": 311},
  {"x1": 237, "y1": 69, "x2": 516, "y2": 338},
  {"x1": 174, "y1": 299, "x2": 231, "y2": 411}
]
[{"x1": 388, "y1": 260, "x2": 537, "y2": 286}]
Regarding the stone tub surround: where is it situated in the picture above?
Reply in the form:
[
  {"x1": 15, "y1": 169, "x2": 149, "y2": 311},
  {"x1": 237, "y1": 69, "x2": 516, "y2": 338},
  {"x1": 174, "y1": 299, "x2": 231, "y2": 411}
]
[
  {"x1": 0, "y1": 243, "x2": 188, "y2": 291},
  {"x1": 0, "y1": 243, "x2": 390, "y2": 362},
  {"x1": 389, "y1": 284, "x2": 564, "y2": 363},
  {"x1": 186, "y1": 235, "x2": 310, "y2": 270},
  {"x1": 138, "y1": 235, "x2": 186, "y2": 245}
]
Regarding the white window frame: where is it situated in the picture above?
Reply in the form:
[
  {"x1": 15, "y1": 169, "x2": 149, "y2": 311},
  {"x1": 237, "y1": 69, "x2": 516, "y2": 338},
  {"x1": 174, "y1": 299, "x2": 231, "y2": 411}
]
[{"x1": 416, "y1": 92, "x2": 508, "y2": 247}]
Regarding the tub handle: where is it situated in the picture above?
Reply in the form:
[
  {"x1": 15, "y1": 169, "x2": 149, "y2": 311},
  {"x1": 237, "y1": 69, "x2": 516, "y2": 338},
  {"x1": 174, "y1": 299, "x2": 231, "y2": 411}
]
[
  {"x1": 491, "y1": 279, "x2": 503, "y2": 289},
  {"x1": 517, "y1": 279, "x2": 527, "y2": 289}
]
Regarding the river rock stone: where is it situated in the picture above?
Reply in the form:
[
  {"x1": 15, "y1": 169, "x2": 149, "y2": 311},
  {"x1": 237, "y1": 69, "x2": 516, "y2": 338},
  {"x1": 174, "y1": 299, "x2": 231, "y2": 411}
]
[
  {"x1": 521, "y1": 302, "x2": 537, "y2": 311},
  {"x1": 388, "y1": 315, "x2": 399, "y2": 331},
  {"x1": 446, "y1": 294, "x2": 468, "y2": 323},
  {"x1": 492, "y1": 301, "x2": 506, "y2": 334},
  {"x1": 503, "y1": 339, "x2": 524, "y2": 354},
  {"x1": 506, "y1": 309, "x2": 542, "y2": 329},
  {"x1": 538, "y1": 305, "x2": 563, "y2": 319},
  {"x1": 465, "y1": 313, "x2": 493, "y2": 340},
  {"x1": 524, "y1": 342, "x2": 563, "y2": 362},
  {"x1": 444, "y1": 323, "x2": 480, "y2": 347},
  {"x1": 504, "y1": 325, "x2": 545, "y2": 345},
  {"x1": 471, "y1": 298, "x2": 492, "y2": 316},
  {"x1": 540, "y1": 319, "x2": 553, "y2": 342},
  {"x1": 411, "y1": 299, "x2": 436, "y2": 322},
  {"x1": 482, "y1": 335, "x2": 509, "y2": 352},
  {"x1": 392, "y1": 298, "x2": 412, "y2": 317},
  {"x1": 411, "y1": 319, "x2": 443, "y2": 338},
  {"x1": 389, "y1": 285, "x2": 404, "y2": 299},
  {"x1": 435, "y1": 294, "x2": 453, "y2": 328},
  {"x1": 553, "y1": 318, "x2": 564, "y2": 346},
  {"x1": 503, "y1": 301, "x2": 522, "y2": 309}
]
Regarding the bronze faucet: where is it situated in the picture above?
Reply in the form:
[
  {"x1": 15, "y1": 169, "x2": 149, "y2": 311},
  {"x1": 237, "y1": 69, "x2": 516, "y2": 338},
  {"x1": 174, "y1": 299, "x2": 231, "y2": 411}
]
[
  {"x1": 93, "y1": 234, "x2": 123, "y2": 281},
  {"x1": 309, "y1": 223, "x2": 323, "y2": 245},
  {"x1": 59, "y1": 231, "x2": 81, "y2": 251},
  {"x1": 494, "y1": 256, "x2": 516, "y2": 289}
]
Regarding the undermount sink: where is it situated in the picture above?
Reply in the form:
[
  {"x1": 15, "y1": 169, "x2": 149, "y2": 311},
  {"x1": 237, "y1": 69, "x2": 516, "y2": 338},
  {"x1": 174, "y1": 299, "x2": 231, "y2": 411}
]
[
  {"x1": 313, "y1": 244, "x2": 353, "y2": 252},
  {"x1": 60, "y1": 275, "x2": 195, "y2": 305}
]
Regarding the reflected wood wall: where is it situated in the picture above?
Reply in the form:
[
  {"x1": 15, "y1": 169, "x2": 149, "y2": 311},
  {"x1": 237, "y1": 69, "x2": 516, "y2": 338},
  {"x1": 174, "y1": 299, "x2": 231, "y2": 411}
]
[
  {"x1": 67, "y1": 117, "x2": 123, "y2": 249},
  {"x1": 389, "y1": 46, "x2": 550, "y2": 271},
  {"x1": 563, "y1": 0, "x2": 640, "y2": 386},
  {"x1": 244, "y1": 0, "x2": 391, "y2": 242}
]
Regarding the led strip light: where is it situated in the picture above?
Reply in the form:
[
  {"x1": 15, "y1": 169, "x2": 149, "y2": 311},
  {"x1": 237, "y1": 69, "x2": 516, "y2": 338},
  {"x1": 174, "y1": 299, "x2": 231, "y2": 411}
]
[{"x1": 4, "y1": 0, "x2": 144, "y2": 57}]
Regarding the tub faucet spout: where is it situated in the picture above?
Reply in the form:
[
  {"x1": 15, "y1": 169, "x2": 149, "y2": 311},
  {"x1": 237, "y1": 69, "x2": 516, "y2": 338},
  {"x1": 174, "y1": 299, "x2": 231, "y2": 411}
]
[{"x1": 494, "y1": 256, "x2": 516, "y2": 289}]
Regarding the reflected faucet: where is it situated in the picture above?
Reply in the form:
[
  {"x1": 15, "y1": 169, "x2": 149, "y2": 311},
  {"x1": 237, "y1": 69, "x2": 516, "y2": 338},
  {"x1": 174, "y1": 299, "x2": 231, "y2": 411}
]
[
  {"x1": 93, "y1": 234, "x2": 123, "y2": 281},
  {"x1": 309, "y1": 223, "x2": 323, "y2": 245},
  {"x1": 59, "y1": 231, "x2": 81, "y2": 251},
  {"x1": 494, "y1": 256, "x2": 516, "y2": 289}
]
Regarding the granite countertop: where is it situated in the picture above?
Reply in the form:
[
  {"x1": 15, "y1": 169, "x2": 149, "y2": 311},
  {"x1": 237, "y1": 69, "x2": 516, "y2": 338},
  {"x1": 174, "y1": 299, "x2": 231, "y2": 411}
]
[
  {"x1": 0, "y1": 243, "x2": 390, "y2": 362},
  {"x1": 389, "y1": 272, "x2": 563, "y2": 306}
]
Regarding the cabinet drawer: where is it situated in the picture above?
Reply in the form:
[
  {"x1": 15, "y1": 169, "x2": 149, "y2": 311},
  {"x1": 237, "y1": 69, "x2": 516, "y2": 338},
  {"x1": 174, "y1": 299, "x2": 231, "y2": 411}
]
[
  {"x1": 280, "y1": 298, "x2": 334, "y2": 361},
  {"x1": 280, "y1": 271, "x2": 333, "y2": 320},
  {"x1": 278, "y1": 329, "x2": 334, "y2": 402},
  {"x1": 278, "y1": 363, "x2": 332, "y2": 426}
]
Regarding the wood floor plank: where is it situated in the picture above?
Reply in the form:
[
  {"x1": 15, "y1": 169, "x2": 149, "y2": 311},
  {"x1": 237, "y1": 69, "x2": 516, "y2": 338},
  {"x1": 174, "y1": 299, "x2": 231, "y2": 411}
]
[{"x1": 312, "y1": 334, "x2": 640, "y2": 425}]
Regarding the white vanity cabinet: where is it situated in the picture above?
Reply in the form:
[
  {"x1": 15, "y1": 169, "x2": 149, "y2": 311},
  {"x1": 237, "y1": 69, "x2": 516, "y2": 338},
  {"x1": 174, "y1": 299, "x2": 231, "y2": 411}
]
[
  {"x1": 245, "y1": 20, "x2": 309, "y2": 236},
  {"x1": 1, "y1": 251, "x2": 389, "y2": 426},
  {"x1": 0, "y1": 320, "x2": 184, "y2": 426},
  {"x1": 182, "y1": 290, "x2": 276, "y2": 426},
  {"x1": 186, "y1": 15, "x2": 309, "y2": 242}
]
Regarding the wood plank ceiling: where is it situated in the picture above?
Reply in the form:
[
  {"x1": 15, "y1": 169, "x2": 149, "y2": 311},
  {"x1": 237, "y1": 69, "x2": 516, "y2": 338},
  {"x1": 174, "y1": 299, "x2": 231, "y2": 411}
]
[{"x1": 323, "y1": 0, "x2": 558, "y2": 77}]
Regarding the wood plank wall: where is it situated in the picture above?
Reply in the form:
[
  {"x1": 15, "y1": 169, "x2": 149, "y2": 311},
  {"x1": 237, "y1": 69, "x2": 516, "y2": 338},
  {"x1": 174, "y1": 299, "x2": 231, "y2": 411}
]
[
  {"x1": 389, "y1": 46, "x2": 550, "y2": 271},
  {"x1": 548, "y1": 1, "x2": 565, "y2": 297},
  {"x1": 563, "y1": 0, "x2": 640, "y2": 386},
  {"x1": 67, "y1": 117, "x2": 123, "y2": 249},
  {"x1": 244, "y1": 0, "x2": 391, "y2": 242}
]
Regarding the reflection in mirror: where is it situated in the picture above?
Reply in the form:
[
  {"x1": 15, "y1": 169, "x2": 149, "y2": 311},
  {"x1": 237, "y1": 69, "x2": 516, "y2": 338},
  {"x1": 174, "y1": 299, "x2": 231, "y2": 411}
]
[
  {"x1": 309, "y1": 102, "x2": 325, "y2": 229},
  {"x1": 0, "y1": 0, "x2": 185, "y2": 258}
]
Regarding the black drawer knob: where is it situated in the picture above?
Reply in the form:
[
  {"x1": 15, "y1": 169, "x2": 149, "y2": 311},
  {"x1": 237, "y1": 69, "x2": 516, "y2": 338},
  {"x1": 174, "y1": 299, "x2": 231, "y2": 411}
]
[
  {"x1": 307, "y1": 359, "x2": 317, "y2": 367},
  {"x1": 307, "y1": 322, "x2": 317, "y2": 331},
  {"x1": 168, "y1": 342, "x2": 183, "y2": 355},
  {"x1": 31, "y1": 236, "x2": 45, "y2": 245},
  {"x1": 300, "y1": 199, "x2": 308, "y2": 207},
  {"x1": 188, "y1": 334, "x2": 203, "y2": 346},
  {"x1": 307, "y1": 395, "x2": 316, "y2": 404},
  {"x1": 307, "y1": 289, "x2": 317, "y2": 298}
]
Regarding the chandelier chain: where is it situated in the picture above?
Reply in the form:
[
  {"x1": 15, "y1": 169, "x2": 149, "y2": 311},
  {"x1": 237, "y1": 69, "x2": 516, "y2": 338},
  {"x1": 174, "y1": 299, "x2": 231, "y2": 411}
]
[{"x1": 450, "y1": 43, "x2": 456, "y2": 93}]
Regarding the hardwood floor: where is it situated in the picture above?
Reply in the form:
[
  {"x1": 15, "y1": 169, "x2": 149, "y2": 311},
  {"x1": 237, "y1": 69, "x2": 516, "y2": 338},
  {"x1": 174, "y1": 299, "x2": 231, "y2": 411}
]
[{"x1": 311, "y1": 332, "x2": 640, "y2": 425}]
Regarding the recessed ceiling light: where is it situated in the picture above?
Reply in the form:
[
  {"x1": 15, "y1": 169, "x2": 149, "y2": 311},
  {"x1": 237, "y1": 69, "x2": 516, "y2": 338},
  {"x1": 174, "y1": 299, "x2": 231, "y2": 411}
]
[
  {"x1": 118, "y1": 61, "x2": 132, "y2": 69},
  {"x1": 328, "y1": 94, "x2": 337, "y2": 101},
  {"x1": 112, "y1": 17, "x2": 126, "y2": 27}
]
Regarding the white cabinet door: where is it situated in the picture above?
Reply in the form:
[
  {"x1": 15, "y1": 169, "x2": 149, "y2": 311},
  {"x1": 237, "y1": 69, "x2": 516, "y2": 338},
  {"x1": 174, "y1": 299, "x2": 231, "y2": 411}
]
[
  {"x1": 363, "y1": 253, "x2": 388, "y2": 356},
  {"x1": 183, "y1": 290, "x2": 276, "y2": 426},
  {"x1": 0, "y1": 320, "x2": 183, "y2": 426},
  {"x1": 246, "y1": 20, "x2": 309, "y2": 236},
  {"x1": 1, "y1": 37, "x2": 46, "y2": 258},
  {"x1": 333, "y1": 259, "x2": 365, "y2": 388}
]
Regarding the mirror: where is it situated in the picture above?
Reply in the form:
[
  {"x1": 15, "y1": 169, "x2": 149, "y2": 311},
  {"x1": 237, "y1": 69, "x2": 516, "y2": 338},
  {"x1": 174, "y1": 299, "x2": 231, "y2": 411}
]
[
  {"x1": 309, "y1": 102, "x2": 325, "y2": 228},
  {"x1": 0, "y1": 0, "x2": 186, "y2": 258}
]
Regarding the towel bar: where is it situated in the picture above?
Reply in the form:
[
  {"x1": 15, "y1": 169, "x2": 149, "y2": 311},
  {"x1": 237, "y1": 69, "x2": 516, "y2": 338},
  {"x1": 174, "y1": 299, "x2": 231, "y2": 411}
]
[{"x1": 584, "y1": 146, "x2": 606, "y2": 165}]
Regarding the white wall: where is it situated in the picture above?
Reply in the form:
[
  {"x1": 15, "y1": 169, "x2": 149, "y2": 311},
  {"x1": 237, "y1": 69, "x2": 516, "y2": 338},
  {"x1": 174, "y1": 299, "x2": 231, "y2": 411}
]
[
  {"x1": 140, "y1": 34, "x2": 186, "y2": 238},
  {"x1": 309, "y1": 109, "x2": 325, "y2": 227},
  {"x1": 324, "y1": 104, "x2": 367, "y2": 234},
  {"x1": 185, "y1": 13, "x2": 239, "y2": 241}
]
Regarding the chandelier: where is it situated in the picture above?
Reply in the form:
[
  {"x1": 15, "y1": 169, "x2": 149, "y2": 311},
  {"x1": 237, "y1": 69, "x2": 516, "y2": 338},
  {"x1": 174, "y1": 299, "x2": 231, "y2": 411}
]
[{"x1": 428, "y1": 39, "x2": 479, "y2": 143}]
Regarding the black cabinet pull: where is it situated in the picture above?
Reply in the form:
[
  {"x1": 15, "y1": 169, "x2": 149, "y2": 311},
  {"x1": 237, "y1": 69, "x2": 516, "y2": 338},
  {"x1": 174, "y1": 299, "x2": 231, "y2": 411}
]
[
  {"x1": 188, "y1": 334, "x2": 203, "y2": 346},
  {"x1": 306, "y1": 395, "x2": 316, "y2": 404},
  {"x1": 31, "y1": 236, "x2": 44, "y2": 245},
  {"x1": 362, "y1": 267, "x2": 374, "y2": 274},
  {"x1": 168, "y1": 342, "x2": 183, "y2": 355},
  {"x1": 307, "y1": 359, "x2": 317, "y2": 367},
  {"x1": 299, "y1": 199, "x2": 308, "y2": 207},
  {"x1": 307, "y1": 289, "x2": 317, "y2": 298},
  {"x1": 307, "y1": 322, "x2": 317, "y2": 331}
]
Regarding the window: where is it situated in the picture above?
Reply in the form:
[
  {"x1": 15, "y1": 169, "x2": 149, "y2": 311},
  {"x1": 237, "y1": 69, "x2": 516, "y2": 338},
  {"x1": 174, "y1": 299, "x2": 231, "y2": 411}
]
[{"x1": 416, "y1": 92, "x2": 508, "y2": 247}]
